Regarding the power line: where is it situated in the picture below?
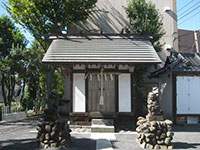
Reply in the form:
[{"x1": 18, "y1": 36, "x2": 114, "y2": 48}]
[
  {"x1": 178, "y1": 4, "x2": 200, "y2": 21},
  {"x1": 178, "y1": 1, "x2": 200, "y2": 18},
  {"x1": 178, "y1": 9, "x2": 200, "y2": 25},
  {"x1": 177, "y1": 0, "x2": 194, "y2": 13}
]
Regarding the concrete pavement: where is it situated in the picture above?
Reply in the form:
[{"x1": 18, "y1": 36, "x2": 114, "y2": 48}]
[{"x1": 0, "y1": 117, "x2": 200, "y2": 150}]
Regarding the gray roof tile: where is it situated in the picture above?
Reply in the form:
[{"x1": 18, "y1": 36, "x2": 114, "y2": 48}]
[{"x1": 42, "y1": 35, "x2": 161, "y2": 64}]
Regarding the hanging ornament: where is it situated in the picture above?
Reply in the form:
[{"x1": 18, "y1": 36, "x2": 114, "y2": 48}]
[
  {"x1": 99, "y1": 67, "x2": 104, "y2": 105},
  {"x1": 110, "y1": 74, "x2": 113, "y2": 81},
  {"x1": 104, "y1": 74, "x2": 107, "y2": 81},
  {"x1": 90, "y1": 74, "x2": 93, "y2": 81},
  {"x1": 97, "y1": 74, "x2": 100, "y2": 81}
]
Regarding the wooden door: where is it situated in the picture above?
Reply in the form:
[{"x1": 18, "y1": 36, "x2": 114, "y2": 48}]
[{"x1": 88, "y1": 75, "x2": 115, "y2": 112}]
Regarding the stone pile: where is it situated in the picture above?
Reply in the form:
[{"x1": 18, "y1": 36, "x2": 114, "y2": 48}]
[
  {"x1": 136, "y1": 88, "x2": 174, "y2": 149},
  {"x1": 36, "y1": 91, "x2": 71, "y2": 149},
  {"x1": 37, "y1": 120, "x2": 71, "y2": 148}
]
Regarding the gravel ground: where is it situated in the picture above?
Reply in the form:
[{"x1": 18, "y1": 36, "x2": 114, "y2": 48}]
[{"x1": 0, "y1": 117, "x2": 200, "y2": 150}]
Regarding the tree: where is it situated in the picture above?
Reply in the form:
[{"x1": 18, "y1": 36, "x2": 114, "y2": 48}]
[
  {"x1": 20, "y1": 41, "x2": 46, "y2": 112},
  {"x1": 3, "y1": 0, "x2": 97, "y2": 52},
  {"x1": 0, "y1": 15, "x2": 27, "y2": 108},
  {"x1": 3, "y1": 0, "x2": 98, "y2": 105},
  {"x1": 125, "y1": 0, "x2": 165, "y2": 51},
  {"x1": 125, "y1": 0, "x2": 165, "y2": 117},
  {"x1": 20, "y1": 41, "x2": 65, "y2": 112}
]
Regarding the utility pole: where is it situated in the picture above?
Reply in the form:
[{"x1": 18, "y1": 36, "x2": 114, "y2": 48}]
[{"x1": 194, "y1": 30, "x2": 199, "y2": 52}]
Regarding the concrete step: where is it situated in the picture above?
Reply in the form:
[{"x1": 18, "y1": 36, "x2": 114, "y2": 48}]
[
  {"x1": 92, "y1": 119, "x2": 114, "y2": 126},
  {"x1": 91, "y1": 125, "x2": 115, "y2": 133}
]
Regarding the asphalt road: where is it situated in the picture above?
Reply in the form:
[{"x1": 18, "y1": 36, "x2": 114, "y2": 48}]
[{"x1": 0, "y1": 117, "x2": 200, "y2": 150}]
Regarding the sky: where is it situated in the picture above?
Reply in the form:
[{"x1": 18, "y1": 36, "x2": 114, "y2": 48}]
[
  {"x1": 0, "y1": 0, "x2": 200, "y2": 44},
  {"x1": 0, "y1": 0, "x2": 34, "y2": 47},
  {"x1": 177, "y1": 0, "x2": 200, "y2": 30}
]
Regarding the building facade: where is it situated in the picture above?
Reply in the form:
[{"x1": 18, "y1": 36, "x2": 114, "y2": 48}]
[{"x1": 43, "y1": 0, "x2": 178, "y2": 124}]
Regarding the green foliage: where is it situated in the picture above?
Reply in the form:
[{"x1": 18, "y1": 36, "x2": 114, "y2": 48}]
[
  {"x1": 20, "y1": 41, "x2": 46, "y2": 111},
  {"x1": 134, "y1": 65, "x2": 149, "y2": 117},
  {"x1": 4, "y1": 0, "x2": 97, "y2": 51},
  {"x1": 0, "y1": 15, "x2": 27, "y2": 107},
  {"x1": 126, "y1": 0, "x2": 165, "y2": 51},
  {"x1": 125, "y1": 0, "x2": 165, "y2": 116},
  {"x1": 2, "y1": 0, "x2": 97, "y2": 111},
  {"x1": 51, "y1": 69, "x2": 64, "y2": 100},
  {"x1": 0, "y1": 103, "x2": 4, "y2": 109}
]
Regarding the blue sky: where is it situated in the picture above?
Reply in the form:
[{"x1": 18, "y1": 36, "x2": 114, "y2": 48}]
[
  {"x1": 0, "y1": 0, "x2": 200, "y2": 44},
  {"x1": 177, "y1": 0, "x2": 200, "y2": 30}
]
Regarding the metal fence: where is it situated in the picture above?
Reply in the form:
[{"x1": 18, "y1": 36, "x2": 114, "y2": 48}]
[{"x1": 1, "y1": 105, "x2": 21, "y2": 115}]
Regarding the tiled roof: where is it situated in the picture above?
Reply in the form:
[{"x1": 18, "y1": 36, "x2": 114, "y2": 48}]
[
  {"x1": 42, "y1": 35, "x2": 161, "y2": 64},
  {"x1": 149, "y1": 51, "x2": 200, "y2": 78}
]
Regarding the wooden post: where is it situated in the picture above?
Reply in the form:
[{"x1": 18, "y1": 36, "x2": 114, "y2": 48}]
[{"x1": 46, "y1": 65, "x2": 55, "y2": 108}]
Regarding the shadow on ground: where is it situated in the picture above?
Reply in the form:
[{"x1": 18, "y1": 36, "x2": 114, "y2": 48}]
[
  {"x1": 172, "y1": 125, "x2": 200, "y2": 132},
  {"x1": 0, "y1": 136, "x2": 96, "y2": 150},
  {"x1": 70, "y1": 136, "x2": 96, "y2": 150},
  {"x1": 173, "y1": 142, "x2": 200, "y2": 149},
  {"x1": 0, "y1": 138, "x2": 39, "y2": 150}
]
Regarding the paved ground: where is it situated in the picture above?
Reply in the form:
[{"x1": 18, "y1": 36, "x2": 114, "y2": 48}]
[{"x1": 0, "y1": 117, "x2": 200, "y2": 150}]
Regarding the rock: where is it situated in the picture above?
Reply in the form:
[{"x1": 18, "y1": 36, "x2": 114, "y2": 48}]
[
  {"x1": 156, "y1": 136, "x2": 159, "y2": 140},
  {"x1": 168, "y1": 145, "x2": 173, "y2": 149},
  {"x1": 50, "y1": 142, "x2": 57, "y2": 148},
  {"x1": 149, "y1": 126, "x2": 156, "y2": 132},
  {"x1": 137, "y1": 133, "x2": 141, "y2": 139},
  {"x1": 147, "y1": 144, "x2": 154, "y2": 149},
  {"x1": 165, "y1": 137, "x2": 171, "y2": 145},
  {"x1": 154, "y1": 144, "x2": 160, "y2": 149},
  {"x1": 167, "y1": 125, "x2": 172, "y2": 131},
  {"x1": 39, "y1": 134, "x2": 45, "y2": 142},
  {"x1": 151, "y1": 121, "x2": 157, "y2": 127},
  {"x1": 45, "y1": 125, "x2": 51, "y2": 132},
  {"x1": 43, "y1": 140, "x2": 49, "y2": 144},
  {"x1": 144, "y1": 133, "x2": 152, "y2": 138},
  {"x1": 60, "y1": 139, "x2": 67, "y2": 145},
  {"x1": 157, "y1": 140, "x2": 164, "y2": 145},
  {"x1": 36, "y1": 125, "x2": 42, "y2": 132},
  {"x1": 136, "y1": 138, "x2": 140, "y2": 144},
  {"x1": 167, "y1": 132, "x2": 174, "y2": 137},
  {"x1": 145, "y1": 137, "x2": 150, "y2": 143},
  {"x1": 165, "y1": 120, "x2": 173, "y2": 125},
  {"x1": 160, "y1": 133, "x2": 166, "y2": 139},
  {"x1": 136, "y1": 126, "x2": 149, "y2": 133},
  {"x1": 156, "y1": 129, "x2": 161, "y2": 135},
  {"x1": 137, "y1": 119, "x2": 147, "y2": 126},
  {"x1": 138, "y1": 116, "x2": 145, "y2": 120},
  {"x1": 50, "y1": 122, "x2": 55, "y2": 126},
  {"x1": 163, "y1": 128, "x2": 167, "y2": 133},
  {"x1": 160, "y1": 145, "x2": 168, "y2": 149},
  {"x1": 45, "y1": 133, "x2": 50, "y2": 140},
  {"x1": 52, "y1": 124, "x2": 58, "y2": 132},
  {"x1": 44, "y1": 144, "x2": 48, "y2": 149},
  {"x1": 140, "y1": 142, "x2": 146, "y2": 149}
]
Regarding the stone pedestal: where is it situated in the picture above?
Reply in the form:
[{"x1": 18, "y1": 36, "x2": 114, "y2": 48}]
[
  {"x1": 36, "y1": 91, "x2": 71, "y2": 149},
  {"x1": 136, "y1": 88, "x2": 174, "y2": 149}
]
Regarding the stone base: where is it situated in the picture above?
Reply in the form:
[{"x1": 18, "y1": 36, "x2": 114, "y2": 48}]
[
  {"x1": 146, "y1": 115, "x2": 164, "y2": 121},
  {"x1": 136, "y1": 140, "x2": 173, "y2": 149},
  {"x1": 136, "y1": 117, "x2": 174, "y2": 149},
  {"x1": 36, "y1": 119, "x2": 71, "y2": 149}
]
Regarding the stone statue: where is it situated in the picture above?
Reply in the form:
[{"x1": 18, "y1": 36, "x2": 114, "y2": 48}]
[{"x1": 44, "y1": 91, "x2": 60, "y2": 121}]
